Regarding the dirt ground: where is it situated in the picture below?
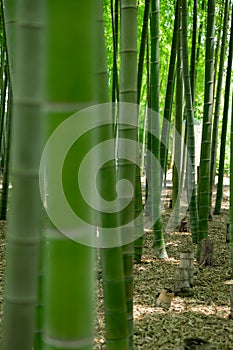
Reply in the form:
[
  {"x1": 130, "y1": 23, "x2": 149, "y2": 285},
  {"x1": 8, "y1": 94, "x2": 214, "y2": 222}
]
[
  {"x1": 0, "y1": 185, "x2": 232, "y2": 349},
  {"x1": 96, "y1": 185, "x2": 233, "y2": 349}
]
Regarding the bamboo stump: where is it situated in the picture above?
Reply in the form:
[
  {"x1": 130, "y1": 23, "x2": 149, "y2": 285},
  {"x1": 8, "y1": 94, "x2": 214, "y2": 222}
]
[
  {"x1": 180, "y1": 250, "x2": 194, "y2": 287},
  {"x1": 174, "y1": 267, "x2": 191, "y2": 296},
  {"x1": 183, "y1": 337, "x2": 211, "y2": 349},
  {"x1": 200, "y1": 238, "x2": 214, "y2": 266},
  {"x1": 156, "y1": 288, "x2": 174, "y2": 309}
]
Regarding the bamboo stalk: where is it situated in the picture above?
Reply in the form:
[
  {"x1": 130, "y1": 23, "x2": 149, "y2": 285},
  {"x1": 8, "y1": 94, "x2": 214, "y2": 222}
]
[
  {"x1": 119, "y1": 1, "x2": 138, "y2": 347},
  {"x1": 41, "y1": 2, "x2": 97, "y2": 349},
  {"x1": 181, "y1": 0, "x2": 199, "y2": 244},
  {"x1": 198, "y1": 0, "x2": 216, "y2": 255},
  {"x1": 214, "y1": 3, "x2": 233, "y2": 215},
  {"x1": 1, "y1": 1, "x2": 44, "y2": 349}
]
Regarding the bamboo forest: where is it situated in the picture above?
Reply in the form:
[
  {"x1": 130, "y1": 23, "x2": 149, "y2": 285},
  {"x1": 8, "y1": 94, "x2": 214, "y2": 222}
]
[{"x1": 0, "y1": 0, "x2": 233, "y2": 349}]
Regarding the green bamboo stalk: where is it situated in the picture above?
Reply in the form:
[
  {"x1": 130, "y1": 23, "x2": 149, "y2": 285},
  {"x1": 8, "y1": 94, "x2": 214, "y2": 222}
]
[
  {"x1": 171, "y1": 21, "x2": 183, "y2": 230},
  {"x1": 214, "y1": 3, "x2": 233, "y2": 215},
  {"x1": 0, "y1": 10, "x2": 6, "y2": 131},
  {"x1": 190, "y1": 0, "x2": 197, "y2": 104},
  {"x1": 1, "y1": 0, "x2": 15, "y2": 87},
  {"x1": 34, "y1": 235, "x2": 46, "y2": 350},
  {"x1": 95, "y1": 2, "x2": 129, "y2": 348},
  {"x1": 150, "y1": 0, "x2": 167, "y2": 259},
  {"x1": 181, "y1": 0, "x2": 199, "y2": 244},
  {"x1": 0, "y1": 49, "x2": 7, "y2": 177},
  {"x1": 41, "y1": 2, "x2": 97, "y2": 349},
  {"x1": 198, "y1": 0, "x2": 216, "y2": 252},
  {"x1": 119, "y1": 0, "x2": 138, "y2": 347},
  {"x1": 230, "y1": 92, "x2": 233, "y2": 276},
  {"x1": 195, "y1": 0, "x2": 205, "y2": 70},
  {"x1": 210, "y1": 0, "x2": 229, "y2": 216},
  {"x1": 0, "y1": 25, "x2": 9, "y2": 212},
  {"x1": 133, "y1": 0, "x2": 148, "y2": 260},
  {"x1": 1, "y1": 0, "x2": 44, "y2": 349},
  {"x1": 213, "y1": 1, "x2": 224, "y2": 101},
  {"x1": 0, "y1": 80, "x2": 12, "y2": 220},
  {"x1": 133, "y1": 176, "x2": 144, "y2": 262},
  {"x1": 100, "y1": 248, "x2": 129, "y2": 349},
  {"x1": 160, "y1": 0, "x2": 179, "y2": 177},
  {"x1": 145, "y1": 36, "x2": 152, "y2": 217},
  {"x1": 111, "y1": 0, "x2": 119, "y2": 104},
  {"x1": 137, "y1": 0, "x2": 150, "y2": 105}
]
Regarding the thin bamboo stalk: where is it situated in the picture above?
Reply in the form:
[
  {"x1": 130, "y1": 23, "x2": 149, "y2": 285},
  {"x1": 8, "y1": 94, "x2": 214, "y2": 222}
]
[
  {"x1": 171, "y1": 21, "x2": 183, "y2": 230},
  {"x1": 160, "y1": 0, "x2": 179, "y2": 177},
  {"x1": 230, "y1": 92, "x2": 233, "y2": 276},
  {"x1": 137, "y1": 0, "x2": 150, "y2": 105},
  {"x1": 214, "y1": 3, "x2": 233, "y2": 215},
  {"x1": 210, "y1": 0, "x2": 229, "y2": 216},
  {"x1": 2, "y1": 0, "x2": 15, "y2": 86},
  {"x1": 150, "y1": 0, "x2": 167, "y2": 259}
]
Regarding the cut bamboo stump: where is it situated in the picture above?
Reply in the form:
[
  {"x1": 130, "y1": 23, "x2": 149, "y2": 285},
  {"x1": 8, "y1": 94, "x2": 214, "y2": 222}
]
[
  {"x1": 174, "y1": 250, "x2": 195, "y2": 296},
  {"x1": 180, "y1": 251, "x2": 194, "y2": 287},
  {"x1": 174, "y1": 267, "x2": 190, "y2": 296},
  {"x1": 183, "y1": 337, "x2": 211, "y2": 349},
  {"x1": 200, "y1": 238, "x2": 214, "y2": 266},
  {"x1": 156, "y1": 288, "x2": 174, "y2": 309}
]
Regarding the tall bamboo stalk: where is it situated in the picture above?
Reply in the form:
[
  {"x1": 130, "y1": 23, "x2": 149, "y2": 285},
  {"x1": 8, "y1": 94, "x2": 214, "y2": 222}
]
[
  {"x1": 230, "y1": 92, "x2": 233, "y2": 276},
  {"x1": 41, "y1": 2, "x2": 97, "y2": 349},
  {"x1": 149, "y1": 0, "x2": 167, "y2": 258},
  {"x1": 95, "y1": 1, "x2": 129, "y2": 349},
  {"x1": 137, "y1": 0, "x2": 150, "y2": 105},
  {"x1": 111, "y1": 0, "x2": 119, "y2": 104},
  {"x1": 198, "y1": 0, "x2": 216, "y2": 254},
  {"x1": 160, "y1": 0, "x2": 179, "y2": 178},
  {"x1": 181, "y1": 0, "x2": 199, "y2": 243},
  {"x1": 1, "y1": 1, "x2": 44, "y2": 349},
  {"x1": 215, "y1": 3, "x2": 233, "y2": 215},
  {"x1": 190, "y1": 0, "x2": 197, "y2": 104},
  {"x1": 134, "y1": 0, "x2": 150, "y2": 263},
  {"x1": 0, "y1": 80, "x2": 12, "y2": 220},
  {"x1": 119, "y1": 0, "x2": 138, "y2": 347},
  {"x1": 210, "y1": 0, "x2": 229, "y2": 216},
  {"x1": 171, "y1": 19, "x2": 183, "y2": 230},
  {"x1": 2, "y1": 0, "x2": 15, "y2": 87}
]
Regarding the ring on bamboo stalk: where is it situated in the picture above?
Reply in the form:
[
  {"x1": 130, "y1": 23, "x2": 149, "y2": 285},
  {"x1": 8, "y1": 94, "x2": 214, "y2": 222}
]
[
  {"x1": 199, "y1": 238, "x2": 214, "y2": 266},
  {"x1": 180, "y1": 250, "x2": 194, "y2": 287},
  {"x1": 183, "y1": 337, "x2": 211, "y2": 349},
  {"x1": 156, "y1": 288, "x2": 174, "y2": 309}
]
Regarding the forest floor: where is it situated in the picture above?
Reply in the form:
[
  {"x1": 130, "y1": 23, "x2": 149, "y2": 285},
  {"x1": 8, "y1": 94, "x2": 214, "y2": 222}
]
[
  {"x1": 95, "y1": 183, "x2": 233, "y2": 350},
  {"x1": 0, "y1": 184, "x2": 232, "y2": 349}
]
